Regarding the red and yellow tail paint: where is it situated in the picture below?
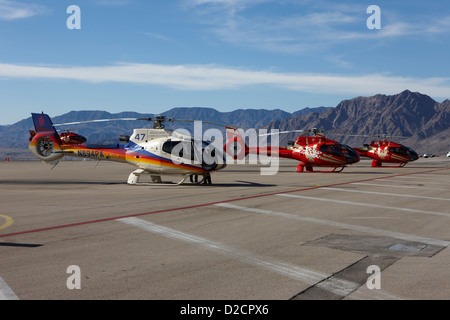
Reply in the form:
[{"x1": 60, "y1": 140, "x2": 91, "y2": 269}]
[{"x1": 29, "y1": 113, "x2": 65, "y2": 163}]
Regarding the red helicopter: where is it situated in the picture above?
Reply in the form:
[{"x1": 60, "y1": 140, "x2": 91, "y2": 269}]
[
  {"x1": 224, "y1": 127, "x2": 360, "y2": 173},
  {"x1": 59, "y1": 130, "x2": 87, "y2": 145},
  {"x1": 353, "y1": 135, "x2": 419, "y2": 167},
  {"x1": 29, "y1": 129, "x2": 87, "y2": 145}
]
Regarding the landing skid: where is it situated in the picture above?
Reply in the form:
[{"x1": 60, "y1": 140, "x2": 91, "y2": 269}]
[
  {"x1": 127, "y1": 169, "x2": 212, "y2": 185},
  {"x1": 371, "y1": 160, "x2": 407, "y2": 168},
  {"x1": 296, "y1": 163, "x2": 346, "y2": 173},
  {"x1": 127, "y1": 169, "x2": 189, "y2": 186}
]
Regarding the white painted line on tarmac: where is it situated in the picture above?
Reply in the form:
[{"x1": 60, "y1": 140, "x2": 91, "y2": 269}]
[
  {"x1": 390, "y1": 175, "x2": 450, "y2": 184},
  {"x1": 0, "y1": 276, "x2": 18, "y2": 300},
  {"x1": 322, "y1": 187, "x2": 450, "y2": 201},
  {"x1": 408, "y1": 173, "x2": 450, "y2": 179},
  {"x1": 117, "y1": 217, "x2": 360, "y2": 297},
  {"x1": 382, "y1": 179, "x2": 450, "y2": 186},
  {"x1": 348, "y1": 287, "x2": 404, "y2": 300},
  {"x1": 352, "y1": 182, "x2": 449, "y2": 191},
  {"x1": 277, "y1": 194, "x2": 450, "y2": 218},
  {"x1": 215, "y1": 203, "x2": 450, "y2": 247}
]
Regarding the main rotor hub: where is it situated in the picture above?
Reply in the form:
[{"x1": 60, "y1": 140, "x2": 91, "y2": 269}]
[{"x1": 153, "y1": 115, "x2": 166, "y2": 129}]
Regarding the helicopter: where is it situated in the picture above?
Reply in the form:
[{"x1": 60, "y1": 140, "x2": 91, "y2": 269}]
[
  {"x1": 224, "y1": 127, "x2": 360, "y2": 172},
  {"x1": 352, "y1": 135, "x2": 419, "y2": 167},
  {"x1": 29, "y1": 129, "x2": 87, "y2": 145},
  {"x1": 28, "y1": 113, "x2": 228, "y2": 185}
]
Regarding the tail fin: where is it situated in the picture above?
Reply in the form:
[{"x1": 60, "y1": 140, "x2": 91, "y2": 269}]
[
  {"x1": 31, "y1": 113, "x2": 58, "y2": 134},
  {"x1": 224, "y1": 126, "x2": 248, "y2": 160},
  {"x1": 29, "y1": 113, "x2": 63, "y2": 162}
]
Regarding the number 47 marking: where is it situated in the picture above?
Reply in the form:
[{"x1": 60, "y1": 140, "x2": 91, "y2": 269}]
[{"x1": 135, "y1": 134, "x2": 145, "y2": 140}]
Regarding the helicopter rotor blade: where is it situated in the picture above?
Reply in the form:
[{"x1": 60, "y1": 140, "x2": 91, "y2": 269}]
[
  {"x1": 54, "y1": 115, "x2": 240, "y2": 130},
  {"x1": 258, "y1": 129, "x2": 307, "y2": 137},
  {"x1": 333, "y1": 132, "x2": 410, "y2": 139},
  {"x1": 168, "y1": 118, "x2": 237, "y2": 129},
  {"x1": 53, "y1": 118, "x2": 141, "y2": 126},
  {"x1": 136, "y1": 117, "x2": 153, "y2": 122}
]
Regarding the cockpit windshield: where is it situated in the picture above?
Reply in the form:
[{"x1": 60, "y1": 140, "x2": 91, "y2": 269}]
[
  {"x1": 406, "y1": 147, "x2": 419, "y2": 160},
  {"x1": 389, "y1": 146, "x2": 408, "y2": 156},
  {"x1": 320, "y1": 144, "x2": 343, "y2": 157},
  {"x1": 319, "y1": 143, "x2": 359, "y2": 164},
  {"x1": 341, "y1": 144, "x2": 359, "y2": 164},
  {"x1": 162, "y1": 139, "x2": 225, "y2": 170},
  {"x1": 389, "y1": 146, "x2": 419, "y2": 160}
]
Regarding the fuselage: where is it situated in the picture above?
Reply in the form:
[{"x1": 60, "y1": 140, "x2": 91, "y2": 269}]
[
  {"x1": 30, "y1": 127, "x2": 226, "y2": 175},
  {"x1": 246, "y1": 136, "x2": 360, "y2": 167},
  {"x1": 354, "y1": 140, "x2": 419, "y2": 164}
]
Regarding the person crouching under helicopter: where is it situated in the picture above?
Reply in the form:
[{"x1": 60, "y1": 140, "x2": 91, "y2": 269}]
[{"x1": 189, "y1": 173, "x2": 212, "y2": 184}]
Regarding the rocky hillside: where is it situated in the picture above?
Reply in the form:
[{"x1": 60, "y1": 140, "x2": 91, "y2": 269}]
[{"x1": 265, "y1": 90, "x2": 449, "y2": 154}]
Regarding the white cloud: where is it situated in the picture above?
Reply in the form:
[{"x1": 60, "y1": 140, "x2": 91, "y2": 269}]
[
  {"x1": 182, "y1": 0, "x2": 450, "y2": 54},
  {"x1": 1, "y1": 62, "x2": 449, "y2": 98},
  {"x1": 0, "y1": 0, "x2": 46, "y2": 20},
  {"x1": 182, "y1": 1, "x2": 367, "y2": 53}
]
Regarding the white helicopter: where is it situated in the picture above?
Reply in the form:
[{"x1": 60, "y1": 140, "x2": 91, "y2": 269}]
[{"x1": 29, "y1": 113, "x2": 228, "y2": 185}]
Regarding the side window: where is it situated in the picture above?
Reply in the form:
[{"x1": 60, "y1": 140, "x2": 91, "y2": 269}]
[
  {"x1": 162, "y1": 141, "x2": 196, "y2": 160},
  {"x1": 320, "y1": 144, "x2": 343, "y2": 157},
  {"x1": 389, "y1": 147, "x2": 407, "y2": 155},
  {"x1": 162, "y1": 141, "x2": 180, "y2": 155}
]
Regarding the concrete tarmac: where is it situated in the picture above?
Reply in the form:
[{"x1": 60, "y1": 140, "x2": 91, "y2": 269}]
[{"x1": 0, "y1": 157, "x2": 449, "y2": 300}]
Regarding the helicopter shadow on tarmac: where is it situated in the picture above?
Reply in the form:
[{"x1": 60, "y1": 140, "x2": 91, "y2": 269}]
[
  {"x1": 122, "y1": 179, "x2": 277, "y2": 188},
  {"x1": 0, "y1": 179, "x2": 125, "y2": 186},
  {"x1": 0, "y1": 176, "x2": 275, "y2": 187},
  {"x1": 335, "y1": 171, "x2": 394, "y2": 175},
  {"x1": 183, "y1": 180, "x2": 277, "y2": 187}
]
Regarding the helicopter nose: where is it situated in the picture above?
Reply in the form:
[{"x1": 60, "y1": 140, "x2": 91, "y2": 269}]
[
  {"x1": 200, "y1": 151, "x2": 227, "y2": 171},
  {"x1": 215, "y1": 162, "x2": 227, "y2": 170},
  {"x1": 409, "y1": 150, "x2": 419, "y2": 161},
  {"x1": 346, "y1": 147, "x2": 360, "y2": 164}
]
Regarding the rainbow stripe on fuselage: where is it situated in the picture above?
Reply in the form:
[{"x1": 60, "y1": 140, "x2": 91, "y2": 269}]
[{"x1": 60, "y1": 141, "x2": 208, "y2": 174}]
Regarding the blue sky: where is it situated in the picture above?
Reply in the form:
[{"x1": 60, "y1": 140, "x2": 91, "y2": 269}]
[{"x1": 1, "y1": 0, "x2": 450, "y2": 125}]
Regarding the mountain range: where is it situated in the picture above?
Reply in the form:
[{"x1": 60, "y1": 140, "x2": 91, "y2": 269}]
[
  {"x1": 0, "y1": 90, "x2": 448, "y2": 159},
  {"x1": 264, "y1": 90, "x2": 449, "y2": 154}
]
